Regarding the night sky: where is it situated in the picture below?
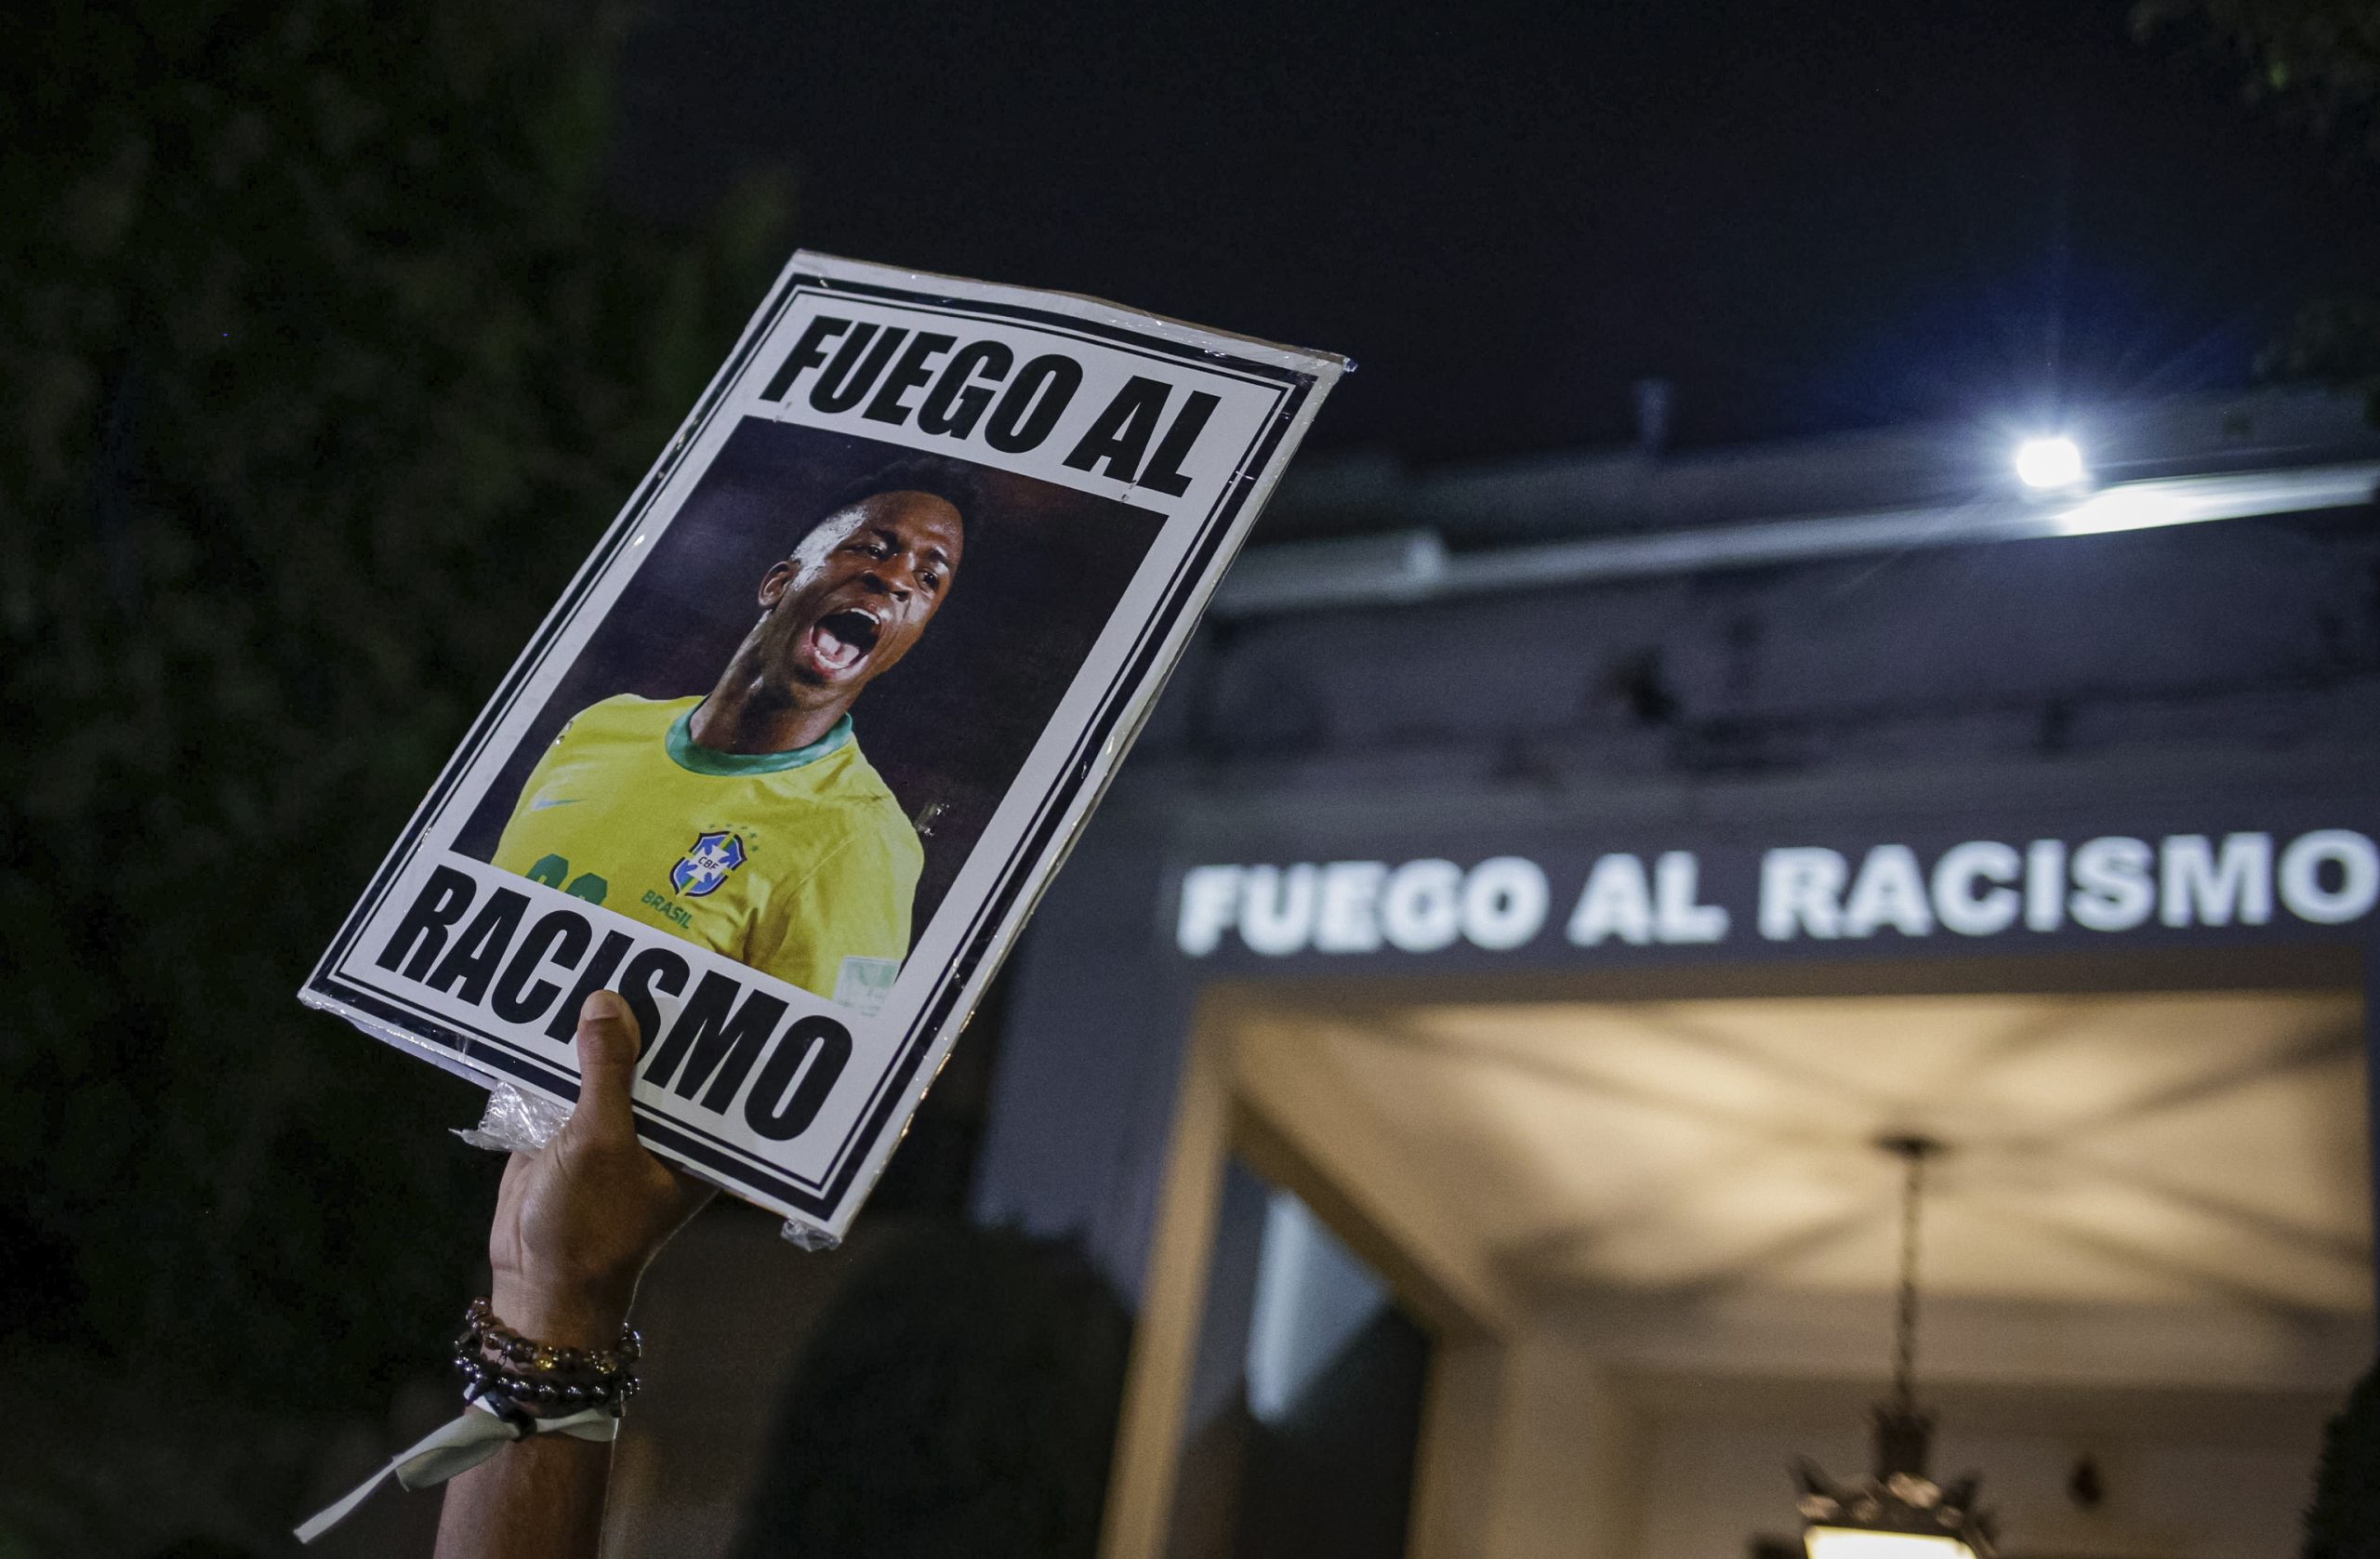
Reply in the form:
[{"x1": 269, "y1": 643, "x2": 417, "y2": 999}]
[{"x1": 612, "y1": 0, "x2": 2380, "y2": 464}]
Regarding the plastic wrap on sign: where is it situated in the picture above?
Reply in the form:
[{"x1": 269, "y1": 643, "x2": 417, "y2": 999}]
[
  {"x1": 453, "y1": 1082, "x2": 569, "y2": 1155},
  {"x1": 299, "y1": 250, "x2": 1344, "y2": 1243}
]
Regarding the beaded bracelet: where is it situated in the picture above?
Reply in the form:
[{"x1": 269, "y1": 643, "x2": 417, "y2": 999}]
[{"x1": 452, "y1": 1298, "x2": 642, "y2": 1419}]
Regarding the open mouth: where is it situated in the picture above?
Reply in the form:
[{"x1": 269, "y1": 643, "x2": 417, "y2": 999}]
[{"x1": 805, "y1": 606, "x2": 882, "y2": 676}]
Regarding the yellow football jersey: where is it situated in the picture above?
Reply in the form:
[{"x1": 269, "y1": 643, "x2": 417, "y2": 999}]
[{"x1": 492, "y1": 694, "x2": 921, "y2": 1006}]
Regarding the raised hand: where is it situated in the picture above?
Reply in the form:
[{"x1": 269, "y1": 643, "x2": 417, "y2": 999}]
[{"x1": 486, "y1": 989, "x2": 715, "y2": 1349}]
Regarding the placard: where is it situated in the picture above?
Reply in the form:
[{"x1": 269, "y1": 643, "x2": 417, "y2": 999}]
[{"x1": 302, "y1": 252, "x2": 1343, "y2": 1238}]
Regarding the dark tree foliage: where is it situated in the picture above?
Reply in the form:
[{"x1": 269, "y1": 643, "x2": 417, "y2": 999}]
[
  {"x1": 0, "y1": 0, "x2": 783, "y2": 1420},
  {"x1": 2132, "y1": 18, "x2": 2380, "y2": 1541},
  {"x1": 2305, "y1": 1361, "x2": 2380, "y2": 1559},
  {"x1": 730, "y1": 1225, "x2": 1132, "y2": 1559},
  {"x1": 2139, "y1": 0, "x2": 2380, "y2": 151},
  {"x1": 2139, "y1": 0, "x2": 2380, "y2": 415}
]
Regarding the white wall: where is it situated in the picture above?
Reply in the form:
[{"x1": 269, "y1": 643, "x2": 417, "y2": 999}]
[{"x1": 1484, "y1": 1332, "x2": 1647, "y2": 1559}]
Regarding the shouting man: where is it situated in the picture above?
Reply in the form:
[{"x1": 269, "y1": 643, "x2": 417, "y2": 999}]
[{"x1": 493, "y1": 455, "x2": 972, "y2": 1007}]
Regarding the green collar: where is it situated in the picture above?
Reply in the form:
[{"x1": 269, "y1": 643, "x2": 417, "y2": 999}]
[{"x1": 667, "y1": 705, "x2": 853, "y2": 776}]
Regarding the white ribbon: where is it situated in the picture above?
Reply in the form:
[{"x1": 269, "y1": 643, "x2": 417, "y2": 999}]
[{"x1": 295, "y1": 1398, "x2": 618, "y2": 1544}]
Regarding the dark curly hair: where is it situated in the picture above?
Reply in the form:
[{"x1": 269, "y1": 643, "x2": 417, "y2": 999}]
[{"x1": 810, "y1": 453, "x2": 983, "y2": 544}]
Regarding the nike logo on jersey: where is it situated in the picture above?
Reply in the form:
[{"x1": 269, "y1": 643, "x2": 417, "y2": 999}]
[{"x1": 529, "y1": 796, "x2": 584, "y2": 811}]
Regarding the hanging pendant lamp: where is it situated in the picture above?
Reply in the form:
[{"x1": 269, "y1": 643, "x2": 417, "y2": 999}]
[{"x1": 1794, "y1": 1135, "x2": 1999, "y2": 1559}]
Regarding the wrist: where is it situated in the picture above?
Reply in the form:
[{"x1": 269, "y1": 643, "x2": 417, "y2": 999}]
[{"x1": 490, "y1": 1273, "x2": 634, "y2": 1352}]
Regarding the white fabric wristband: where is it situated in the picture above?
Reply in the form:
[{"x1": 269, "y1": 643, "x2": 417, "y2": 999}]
[{"x1": 294, "y1": 1397, "x2": 618, "y2": 1544}]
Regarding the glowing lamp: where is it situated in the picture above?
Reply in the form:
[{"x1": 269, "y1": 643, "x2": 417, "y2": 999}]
[
  {"x1": 1790, "y1": 1137, "x2": 2000, "y2": 1559},
  {"x1": 1804, "y1": 1526, "x2": 1976, "y2": 1559},
  {"x1": 2014, "y1": 436, "x2": 2086, "y2": 490}
]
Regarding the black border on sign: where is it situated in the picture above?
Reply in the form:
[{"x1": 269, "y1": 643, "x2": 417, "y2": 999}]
[{"x1": 305, "y1": 267, "x2": 1320, "y2": 1222}]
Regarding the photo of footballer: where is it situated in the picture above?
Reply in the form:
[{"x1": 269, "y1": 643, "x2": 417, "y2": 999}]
[
  {"x1": 309, "y1": 253, "x2": 1343, "y2": 1234},
  {"x1": 455, "y1": 423, "x2": 1165, "y2": 1011}
]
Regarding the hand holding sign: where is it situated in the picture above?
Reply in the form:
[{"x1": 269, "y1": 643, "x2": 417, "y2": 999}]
[{"x1": 489, "y1": 990, "x2": 714, "y2": 1350}]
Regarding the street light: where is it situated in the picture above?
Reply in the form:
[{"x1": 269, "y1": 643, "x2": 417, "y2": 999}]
[{"x1": 2014, "y1": 436, "x2": 2086, "y2": 491}]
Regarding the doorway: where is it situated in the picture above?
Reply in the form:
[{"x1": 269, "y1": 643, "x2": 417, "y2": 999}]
[{"x1": 1102, "y1": 957, "x2": 2374, "y2": 1559}]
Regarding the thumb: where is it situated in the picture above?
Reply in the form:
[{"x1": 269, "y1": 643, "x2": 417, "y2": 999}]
[{"x1": 568, "y1": 989, "x2": 643, "y2": 1146}]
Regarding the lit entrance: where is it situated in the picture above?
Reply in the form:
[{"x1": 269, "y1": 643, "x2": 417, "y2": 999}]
[{"x1": 1104, "y1": 963, "x2": 2373, "y2": 1559}]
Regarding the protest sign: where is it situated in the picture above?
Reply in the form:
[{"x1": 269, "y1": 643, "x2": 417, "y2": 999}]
[{"x1": 302, "y1": 252, "x2": 1343, "y2": 1239}]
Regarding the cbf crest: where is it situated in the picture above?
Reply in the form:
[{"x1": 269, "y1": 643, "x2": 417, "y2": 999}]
[{"x1": 671, "y1": 830, "x2": 747, "y2": 897}]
